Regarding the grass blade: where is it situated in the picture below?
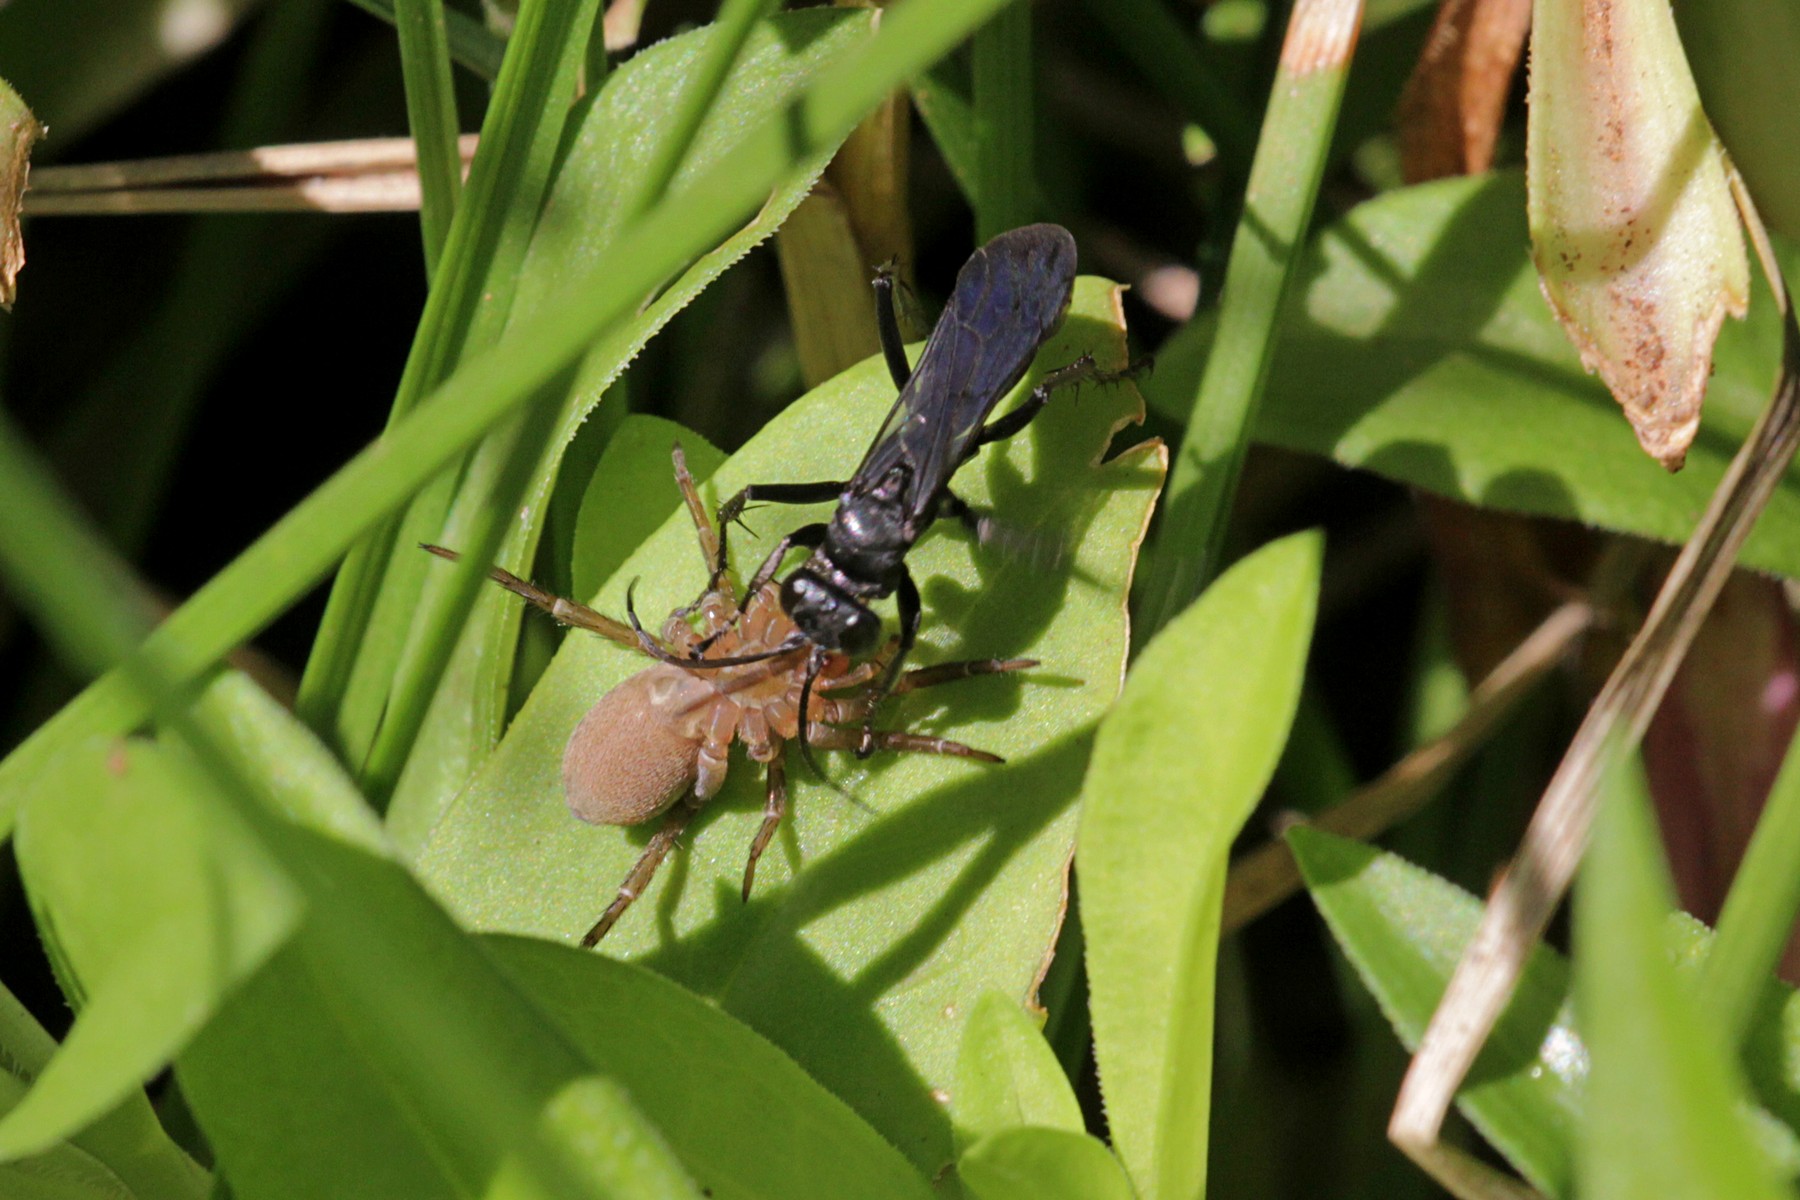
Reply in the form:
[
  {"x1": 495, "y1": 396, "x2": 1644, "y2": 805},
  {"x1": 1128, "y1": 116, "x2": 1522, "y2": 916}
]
[
  {"x1": 0, "y1": 0, "x2": 1024, "y2": 839},
  {"x1": 1136, "y1": 0, "x2": 1361, "y2": 638},
  {"x1": 392, "y1": 0, "x2": 465, "y2": 274}
]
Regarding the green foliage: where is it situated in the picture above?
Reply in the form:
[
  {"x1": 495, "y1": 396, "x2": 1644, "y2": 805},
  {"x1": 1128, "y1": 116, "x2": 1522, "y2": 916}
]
[
  {"x1": 8, "y1": 2, "x2": 1800, "y2": 1199},
  {"x1": 414, "y1": 278, "x2": 1160, "y2": 1170},
  {"x1": 1081, "y1": 532, "x2": 1319, "y2": 1200},
  {"x1": 1148, "y1": 172, "x2": 1800, "y2": 577},
  {"x1": 1577, "y1": 762, "x2": 1789, "y2": 1200}
]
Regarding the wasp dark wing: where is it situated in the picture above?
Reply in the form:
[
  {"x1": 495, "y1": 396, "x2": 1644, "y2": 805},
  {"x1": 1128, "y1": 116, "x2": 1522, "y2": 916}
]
[{"x1": 853, "y1": 224, "x2": 1078, "y2": 522}]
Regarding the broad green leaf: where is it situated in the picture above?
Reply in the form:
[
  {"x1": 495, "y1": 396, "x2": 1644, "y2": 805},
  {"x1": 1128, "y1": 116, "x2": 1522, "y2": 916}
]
[
  {"x1": 485, "y1": 937, "x2": 933, "y2": 1200},
  {"x1": 1676, "y1": 0, "x2": 1800, "y2": 243},
  {"x1": 383, "y1": 9, "x2": 872, "y2": 842},
  {"x1": 484, "y1": 1077, "x2": 702, "y2": 1200},
  {"x1": 1143, "y1": 173, "x2": 1800, "y2": 579},
  {"x1": 1079, "y1": 530, "x2": 1321, "y2": 1200},
  {"x1": 569, "y1": 418, "x2": 726, "y2": 608},
  {"x1": 0, "y1": 0, "x2": 1020, "y2": 844},
  {"x1": 1289, "y1": 826, "x2": 1581, "y2": 1197},
  {"x1": 0, "y1": 982, "x2": 209, "y2": 1200},
  {"x1": 958, "y1": 1128, "x2": 1137, "y2": 1200},
  {"x1": 194, "y1": 672, "x2": 387, "y2": 853},
  {"x1": 175, "y1": 822, "x2": 632, "y2": 1200},
  {"x1": 1576, "y1": 761, "x2": 1788, "y2": 1200},
  {"x1": 177, "y1": 937, "x2": 466, "y2": 1200},
  {"x1": 416, "y1": 277, "x2": 1163, "y2": 1171},
  {"x1": 182, "y1": 928, "x2": 932, "y2": 1200},
  {"x1": 4, "y1": 737, "x2": 300, "y2": 1160},
  {"x1": 954, "y1": 992, "x2": 1084, "y2": 1153}
]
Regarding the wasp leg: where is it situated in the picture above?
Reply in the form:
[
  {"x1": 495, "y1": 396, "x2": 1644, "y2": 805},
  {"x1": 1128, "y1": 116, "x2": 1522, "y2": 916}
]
[
  {"x1": 742, "y1": 745, "x2": 787, "y2": 901},
  {"x1": 855, "y1": 569, "x2": 922, "y2": 757},
  {"x1": 741, "y1": 520, "x2": 829, "y2": 597},
  {"x1": 873, "y1": 262, "x2": 911, "y2": 391},
  {"x1": 581, "y1": 800, "x2": 699, "y2": 947},
  {"x1": 711, "y1": 486, "x2": 842, "y2": 592},
  {"x1": 972, "y1": 355, "x2": 1148, "y2": 451}
]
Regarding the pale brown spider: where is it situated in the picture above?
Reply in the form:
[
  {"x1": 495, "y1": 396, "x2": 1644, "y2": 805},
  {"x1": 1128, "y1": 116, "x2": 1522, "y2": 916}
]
[{"x1": 426, "y1": 444, "x2": 1029, "y2": 946}]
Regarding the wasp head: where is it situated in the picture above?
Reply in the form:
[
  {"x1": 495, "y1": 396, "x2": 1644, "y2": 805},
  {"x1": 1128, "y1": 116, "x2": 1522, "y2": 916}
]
[{"x1": 782, "y1": 571, "x2": 883, "y2": 657}]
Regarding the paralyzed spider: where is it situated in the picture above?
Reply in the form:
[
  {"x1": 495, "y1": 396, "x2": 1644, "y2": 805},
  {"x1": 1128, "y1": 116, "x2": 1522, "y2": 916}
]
[{"x1": 425, "y1": 444, "x2": 1031, "y2": 946}]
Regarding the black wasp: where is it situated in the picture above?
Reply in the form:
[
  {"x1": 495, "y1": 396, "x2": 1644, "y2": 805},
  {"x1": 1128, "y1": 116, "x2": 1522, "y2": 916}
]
[{"x1": 628, "y1": 222, "x2": 1135, "y2": 756}]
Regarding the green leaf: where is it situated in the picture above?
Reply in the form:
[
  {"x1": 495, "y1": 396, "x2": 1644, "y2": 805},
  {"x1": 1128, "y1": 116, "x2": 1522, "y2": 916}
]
[
  {"x1": 1290, "y1": 827, "x2": 1581, "y2": 1196},
  {"x1": 0, "y1": 364, "x2": 874, "y2": 1200},
  {"x1": 0, "y1": 982, "x2": 209, "y2": 1200},
  {"x1": 569, "y1": 418, "x2": 726, "y2": 609},
  {"x1": 1142, "y1": 172, "x2": 1800, "y2": 578},
  {"x1": 954, "y1": 992, "x2": 1084, "y2": 1153},
  {"x1": 1079, "y1": 530, "x2": 1321, "y2": 1200},
  {"x1": 1576, "y1": 760, "x2": 1788, "y2": 1200},
  {"x1": 1135, "y1": 0, "x2": 1355, "y2": 630},
  {"x1": 381, "y1": 10, "x2": 872, "y2": 842},
  {"x1": 958, "y1": 1128, "x2": 1137, "y2": 1200},
  {"x1": 4, "y1": 738, "x2": 301, "y2": 1160},
  {"x1": 0, "y1": 0, "x2": 1020, "y2": 844},
  {"x1": 182, "y1": 931, "x2": 933, "y2": 1200},
  {"x1": 484, "y1": 1077, "x2": 702, "y2": 1200},
  {"x1": 484, "y1": 937, "x2": 933, "y2": 1200},
  {"x1": 415, "y1": 278, "x2": 1162, "y2": 1171},
  {"x1": 309, "y1": 0, "x2": 608, "y2": 781}
]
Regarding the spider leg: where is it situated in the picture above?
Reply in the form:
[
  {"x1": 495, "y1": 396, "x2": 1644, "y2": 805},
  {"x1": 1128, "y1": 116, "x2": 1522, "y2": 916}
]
[
  {"x1": 421, "y1": 544, "x2": 641, "y2": 652},
  {"x1": 743, "y1": 744, "x2": 787, "y2": 901},
  {"x1": 809, "y1": 725, "x2": 1004, "y2": 763},
  {"x1": 669, "y1": 442, "x2": 735, "y2": 618},
  {"x1": 892, "y1": 657, "x2": 1037, "y2": 694},
  {"x1": 626, "y1": 579, "x2": 806, "y2": 668},
  {"x1": 580, "y1": 800, "x2": 699, "y2": 947}
]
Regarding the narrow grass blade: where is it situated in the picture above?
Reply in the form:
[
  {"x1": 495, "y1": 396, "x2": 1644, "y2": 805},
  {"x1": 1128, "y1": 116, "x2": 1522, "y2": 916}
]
[
  {"x1": 970, "y1": 3, "x2": 1036, "y2": 239},
  {"x1": 1701, "y1": 715, "x2": 1800, "y2": 1045},
  {"x1": 345, "y1": 0, "x2": 507, "y2": 79},
  {"x1": 393, "y1": 0, "x2": 465, "y2": 274},
  {"x1": 1136, "y1": 0, "x2": 1361, "y2": 638},
  {"x1": 0, "y1": 0, "x2": 1024, "y2": 839},
  {"x1": 298, "y1": 0, "x2": 602, "y2": 752}
]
